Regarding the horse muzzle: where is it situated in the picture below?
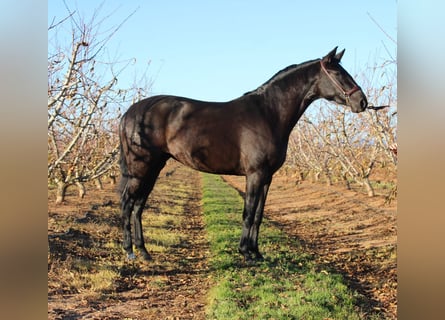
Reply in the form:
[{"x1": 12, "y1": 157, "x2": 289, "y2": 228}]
[{"x1": 349, "y1": 96, "x2": 368, "y2": 113}]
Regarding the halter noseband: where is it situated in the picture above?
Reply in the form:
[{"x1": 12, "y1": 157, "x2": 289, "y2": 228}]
[{"x1": 320, "y1": 60, "x2": 360, "y2": 104}]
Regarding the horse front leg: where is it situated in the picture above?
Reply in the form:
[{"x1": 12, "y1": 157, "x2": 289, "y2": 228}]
[
  {"x1": 239, "y1": 200, "x2": 257, "y2": 261},
  {"x1": 248, "y1": 181, "x2": 271, "y2": 261},
  {"x1": 239, "y1": 172, "x2": 270, "y2": 262}
]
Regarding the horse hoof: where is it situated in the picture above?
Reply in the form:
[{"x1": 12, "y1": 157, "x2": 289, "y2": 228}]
[
  {"x1": 141, "y1": 253, "x2": 152, "y2": 261},
  {"x1": 254, "y1": 254, "x2": 264, "y2": 262},
  {"x1": 127, "y1": 253, "x2": 136, "y2": 260}
]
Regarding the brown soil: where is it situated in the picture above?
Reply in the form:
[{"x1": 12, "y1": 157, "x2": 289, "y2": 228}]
[
  {"x1": 48, "y1": 162, "x2": 210, "y2": 319},
  {"x1": 48, "y1": 162, "x2": 396, "y2": 319}
]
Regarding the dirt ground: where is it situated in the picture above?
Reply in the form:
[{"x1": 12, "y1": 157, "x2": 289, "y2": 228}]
[
  {"x1": 48, "y1": 162, "x2": 396, "y2": 319},
  {"x1": 48, "y1": 163, "x2": 211, "y2": 319}
]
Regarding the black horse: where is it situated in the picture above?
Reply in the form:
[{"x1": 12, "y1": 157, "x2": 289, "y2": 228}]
[{"x1": 118, "y1": 47, "x2": 368, "y2": 262}]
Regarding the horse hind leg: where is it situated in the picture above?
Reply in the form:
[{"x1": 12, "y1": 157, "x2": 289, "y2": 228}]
[
  {"x1": 121, "y1": 156, "x2": 169, "y2": 261},
  {"x1": 131, "y1": 189, "x2": 152, "y2": 260},
  {"x1": 121, "y1": 182, "x2": 137, "y2": 259}
]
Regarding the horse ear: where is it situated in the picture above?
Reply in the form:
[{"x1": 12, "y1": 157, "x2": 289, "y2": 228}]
[
  {"x1": 334, "y1": 49, "x2": 345, "y2": 62},
  {"x1": 322, "y1": 46, "x2": 338, "y2": 64}
]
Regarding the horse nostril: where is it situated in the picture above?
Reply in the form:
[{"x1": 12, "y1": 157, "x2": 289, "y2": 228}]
[{"x1": 360, "y1": 98, "x2": 367, "y2": 110}]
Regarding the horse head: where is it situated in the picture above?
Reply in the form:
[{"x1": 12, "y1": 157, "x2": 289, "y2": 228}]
[{"x1": 318, "y1": 47, "x2": 368, "y2": 113}]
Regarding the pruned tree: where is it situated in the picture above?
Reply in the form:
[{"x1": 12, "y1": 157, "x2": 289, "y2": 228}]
[{"x1": 48, "y1": 5, "x2": 151, "y2": 203}]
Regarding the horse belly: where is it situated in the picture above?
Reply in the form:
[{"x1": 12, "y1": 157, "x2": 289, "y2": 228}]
[
  {"x1": 161, "y1": 100, "x2": 244, "y2": 174},
  {"x1": 168, "y1": 134, "x2": 243, "y2": 175}
]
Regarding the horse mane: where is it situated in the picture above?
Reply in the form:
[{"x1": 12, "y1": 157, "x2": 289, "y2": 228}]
[{"x1": 243, "y1": 58, "x2": 320, "y2": 96}]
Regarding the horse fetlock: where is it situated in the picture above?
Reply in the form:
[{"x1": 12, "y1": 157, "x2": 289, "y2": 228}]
[{"x1": 239, "y1": 246, "x2": 264, "y2": 263}]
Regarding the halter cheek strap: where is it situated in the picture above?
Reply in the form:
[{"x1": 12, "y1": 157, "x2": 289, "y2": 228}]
[{"x1": 320, "y1": 61, "x2": 360, "y2": 102}]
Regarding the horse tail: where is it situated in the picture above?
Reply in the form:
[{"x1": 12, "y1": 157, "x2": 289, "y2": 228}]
[{"x1": 117, "y1": 119, "x2": 129, "y2": 198}]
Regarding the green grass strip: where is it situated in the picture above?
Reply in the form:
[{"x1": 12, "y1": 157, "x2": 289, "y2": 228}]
[{"x1": 201, "y1": 173, "x2": 380, "y2": 320}]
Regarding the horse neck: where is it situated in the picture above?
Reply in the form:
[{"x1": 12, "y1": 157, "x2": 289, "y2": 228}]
[{"x1": 261, "y1": 62, "x2": 321, "y2": 139}]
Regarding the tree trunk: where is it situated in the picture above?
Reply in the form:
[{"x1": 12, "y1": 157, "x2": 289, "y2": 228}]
[
  {"x1": 95, "y1": 177, "x2": 103, "y2": 190},
  {"x1": 342, "y1": 173, "x2": 351, "y2": 190},
  {"x1": 323, "y1": 161, "x2": 333, "y2": 186},
  {"x1": 385, "y1": 185, "x2": 397, "y2": 205},
  {"x1": 363, "y1": 177, "x2": 375, "y2": 197},
  {"x1": 311, "y1": 171, "x2": 320, "y2": 183},
  {"x1": 56, "y1": 181, "x2": 68, "y2": 204},
  {"x1": 76, "y1": 181, "x2": 86, "y2": 199},
  {"x1": 109, "y1": 173, "x2": 116, "y2": 185},
  {"x1": 298, "y1": 171, "x2": 305, "y2": 182},
  {"x1": 325, "y1": 174, "x2": 333, "y2": 186}
]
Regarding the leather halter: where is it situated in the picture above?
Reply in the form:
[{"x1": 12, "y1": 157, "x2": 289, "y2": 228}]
[{"x1": 320, "y1": 60, "x2": 360, "y2": 104}]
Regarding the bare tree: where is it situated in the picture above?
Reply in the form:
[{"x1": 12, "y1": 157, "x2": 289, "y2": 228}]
[{"x1": 48, "y1": 5, "x2": 151, "y2": 203}]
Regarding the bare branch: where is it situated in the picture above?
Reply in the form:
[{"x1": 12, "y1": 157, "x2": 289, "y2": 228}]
[
  {"x1": 367, "y1": 12, "x2": 397, "y2": 45},
  {"x1": 48, "y1": 11, "x2": 75, "y2": 30}
]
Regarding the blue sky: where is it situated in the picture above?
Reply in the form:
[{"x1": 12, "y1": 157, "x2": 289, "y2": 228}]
[{"x1": 48, "y1": 1, "x2": 396, "y2": 102}]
